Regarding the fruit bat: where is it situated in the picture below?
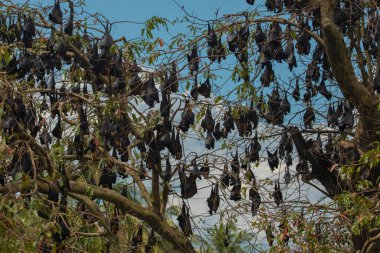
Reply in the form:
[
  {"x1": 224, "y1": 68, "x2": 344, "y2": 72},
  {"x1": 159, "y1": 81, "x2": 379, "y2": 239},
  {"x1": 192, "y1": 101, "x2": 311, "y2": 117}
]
[
  {"x1": 238, "y1": 19, "x2": 250, "y2": 47},
  {"x1": 141, "y1": 76, "x2": 160, "y2": 108},
  {"x1": 303, "y1": 106, "x2": 315, "y2": 129},
  {"x1": 303, "y1": 88, "x2": 311, "y2": 103},
  {"x1": 258, "y1": 49, "x2": 270, "y2": 66},
  {"x1": 201, "y1": 106, "x2": 215, "y2": 132},
  {"x1": 79, "y1": 107, "x2": 90, "y2": 135},
  {"x1": 250, "y1": 132, "x2": 261, "y2": 163},
  {"x1": 205, "y1": 130, "x2": 215, "y2": 149},
  {"x1": 207, "y1": 183, "x2": 220, "y2": 215},
  {"x1": 312, "y1": 85, "x2": 318, "y2": 99},
  {"x1": 278, "y1": 132, "x2": 289, "y2": 158},
  {"x1": 0, "y1": 174, "x2": 4, "y2": 186},
  {"x1": 284, "y1": 166, "x2": 291, "y2": 185},
  {"x1": 51, "y1": 114, "x2": 62, "y2": 139},
  {"x1": 310, "y1": 133, "x2": 323, "y2": 156},
  {"x1": 187, "y1": 45, "x2": 199, "y2": 74},
  {"x1": 246, "y1": 0, "x2": 255, "y2": 5},
  {"x1": 7, "y1": 16, "x2": 22, "y2": 42},
  {"x1": 285, "y1": 151, "x2": 292, "y2": 167},
  {"x1": 234, "y1": 48, "x2": 248, "y2": 63},
  {"x1": 224, "y1": 227, "x2": 230, "y2": 247},
  {"x1": 267, "y1": 88, "x2": 284, "y2": 124},
  {"x1": 158, "y1": 157, "x2": 170, "y2": 180},
  {"x1": 64, "y1": 3, "x2": 74, "y2": 35},
  {"x1": 111, "y1": 216, "x2": 119, "y2": 234},
  {"x1": 56, "y1": 216, "x2": 70, "y2": 241},
  {"x1": 215, "y1": 36, "x2": 227, "y2": 63},
  {"x1": 230, "y1": 178, "x2": 242, "y2": 201},
  {"x1": 49, "y1": 0, "x2": 63, "y2": 25},
  {"x1": 296, "y1": 159, "x2": 309, "y2": 181},
  {"x1": 99, "y1": 24, "x2": 113, "y2": 50},
  {"x1": 53, "y1": 37, "x2": 68, "y2": 56},
  {"x1": 265, "y1": 0, "x2": 276, "y2": 11},
  {"x1": 160, "y1": 89, "x2": 170, "y2": 120},
  {"x1": 190, "y1": 158, "x2": 202, "y2": 180},
  {"x1": 273, "y1": 43, "x2": 287, "y2": 63},
  {"x1": 112, "y1": 148, "x2": 119, "y2": 160},
  {"x1": 145, "y1": 230, "x2": 157, "y2": 252},
  {"x1": 179, "y1": 100, "x2": 195, "y2": 132},
  {"x1": 129, "y1": 73, "x2": 144, "y2": 96},
  {"x1": 296, "y1": 21, "x2": 311, "y2": 55},
  {"x1": 281, "y1": 94, "x2": 291, "y2": 114},
  {"x1": 59, "y1": 193, "x2": 68, "y2": 213},
  {"x1": 292, "y1": 79, "x2": 300, "y2": 101},
  {"x1": 18, "y1": 53, "x2": 32, "y2": 77},
  {"x1": 327, "y1": 104, "x2": 337, "y2": 127},
  {"x1": 190, "y1": 75, "x2": 199, "y2": 100},
  {"x1": 339, "y1": 101, "x2": 354, "y2": 131},
  {"x1": 99, "y1": 165, "x2": 117, "y2": 189},
  {"x1": 178, "y1": 164, "x2": 198, "y2": 199},
  {"x1": 48, "y1": 185, "x2": 59, "y2": 203},
  {"x1": 336, "y1": 101, "x2": 344, "y2": 118},
  {"x1": 22, "y1": 16, "x2": 35, "y2": 48},
  {"x1": 306, "y1": 60, "x2": 320, "y2": 82},
  {"x1": 37, "y1": 204, "x2": 51, "y2": 219},
  {"x1": 157, "y1": 130, "x2": 171, "y2": 151},
  {"x1": 241, "y1": 148, "x2": 249, "y2": 169},
  {"x1": 267, "y1": 150, "x2": 279, "y2": 171},
  {"x1": 257, "y1": 92, "x2": 264, "y2": 111},
  {"x1": 273, "y1": 180, "x2": 283, "y2": 207},
  {"x1": 199, "y1": 77, "x2": 211, "y2": 98},
  {"x1": 267, "y1": 22, "x2": 281, "y2": 47},
  {"x1": 325, "y1": 133, "x2": 334, "y2": 157},
  {"x1": 47, "y1": 29, "x2": 56, "y2": 51},
  {"x1": 318, "y1": 80, "x2": 332, "y2": 100},
  {"x1": 177, "y1": 202, "x2": 192, "y2": 236},
  {"x1": 213, "y1": 122, "x2": 222, "y2": 140},
  {"x1": 266, "y1": 224, "x2": 275, "y2": 246},
  {"x1": 2, "y1": 115, "x2": 17, "y2": 134},
  {"x1": 168, "y1": 62, "x2": 179, "y2": 92},
  {"x1": 231, "y1": 150, "x2": 240, "y2": 175},
  {"x1": 223, "y1": 107, "x2": 235, "y2": 133},
  {"x1": 227, "y1": 29, "x2": 238, "y2": 53},
  {"x1": 285, "y1": 37, "x2": 297, "y2": 70},
  {"x1": 249, "y1": 187, "x2": 261, "y2": 216},
  {"x1": 200, "y1": 157, "x2": 210, "y2": 178},
  {"x1": 236, "y1": 110, "x2": 253, "y2": 137},
  {"x1": 207, "y1": 22, "x2": 217, "y2": 48},
  {"x1": 146, "y1": 145, "x2": 161, "y2": 172},
  {"x1": 171, "y1": 128, "x2": 182, "y2": 160},
  {"x1": 131, "y1": 225, "x2": 143, "y2": 248},
  {"x1": 207, "y1": 46, "x2": 217, "y2": 62},
  {"x1": 248, "y1": 100, "x2": 259, "y2": 129},
  {"x1": 112, "y1": 77, "x2": 126, "y2": 93},
  {"x1": 260, "y1": 62, "x2": 274, "y2": 87},
  {"x1": 40, "y1": 126, "x2": 52, "y2": 147},
  {"x1": 312, "y1": 46, "x2": 323, "y2": 63},
  {"x1": 220, "y1": 162, "x2": 230, "y2": 187}
]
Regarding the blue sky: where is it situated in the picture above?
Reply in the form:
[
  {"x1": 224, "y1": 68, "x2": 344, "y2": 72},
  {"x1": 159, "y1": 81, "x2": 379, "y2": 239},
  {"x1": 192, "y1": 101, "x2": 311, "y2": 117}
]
[{"x1": 84, "y1": 0, "x2": 251, "y2": 39}]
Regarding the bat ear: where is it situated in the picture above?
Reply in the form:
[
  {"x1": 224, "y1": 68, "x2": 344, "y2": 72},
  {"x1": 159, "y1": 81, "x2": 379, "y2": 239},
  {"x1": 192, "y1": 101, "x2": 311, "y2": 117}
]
[
  {"x1": 274, "y1": 150, "x2": 278, "y2": 156},
  {"x1": 267, "y1": 150, "x2": 272, "y2": 156}
]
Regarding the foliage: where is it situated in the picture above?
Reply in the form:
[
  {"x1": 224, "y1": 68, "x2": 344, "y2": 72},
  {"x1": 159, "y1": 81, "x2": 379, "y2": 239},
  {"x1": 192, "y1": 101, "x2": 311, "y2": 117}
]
[{"x1": 0, "y1": 0, "x2": 380, "y2": 252}]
